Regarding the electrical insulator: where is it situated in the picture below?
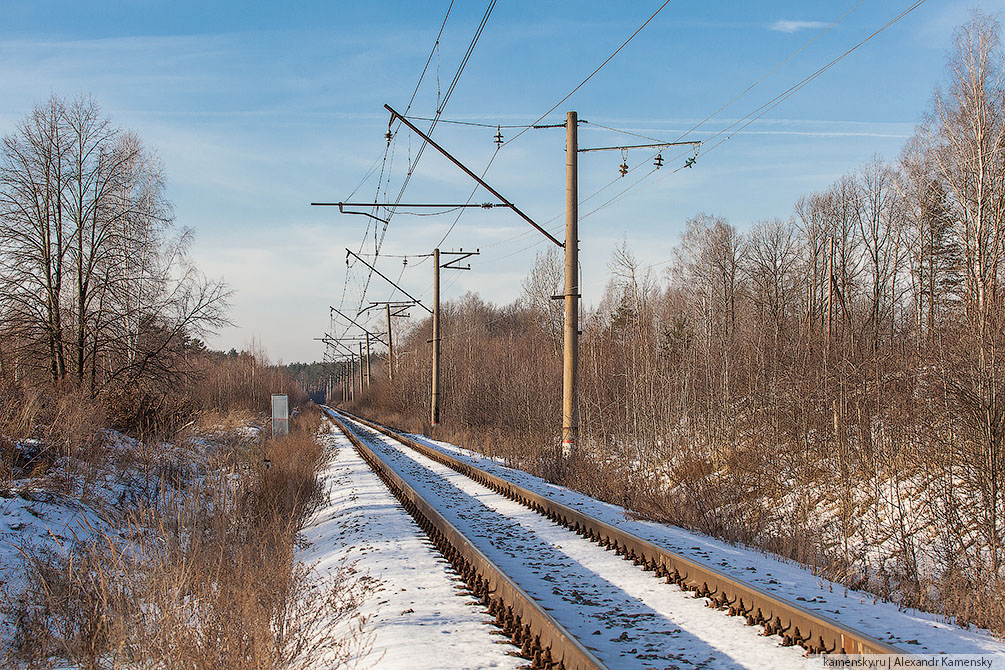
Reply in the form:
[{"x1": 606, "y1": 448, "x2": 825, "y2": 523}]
[
  {"x1": 619, "y1": 161, "x2": 629, "y2": 177},
  {"x1": 494, "y1": 125, "x2": 503, "y2": 145},
  {"x1": 654, "y1": 153, "x2": 664, "y2": 169},
  {"x1": 385, "y1": 130, "x2": 392, "y2": 144}
]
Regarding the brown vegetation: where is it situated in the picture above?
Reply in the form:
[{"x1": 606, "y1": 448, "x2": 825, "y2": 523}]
[
  {"x1": 344, "y1": 12, "x2": 1005, "y2": 636},
  {"x1": 0, "y1": 94, "x2": 349, "y2": 667},
  {"x1": 2, "y1": 407, "x2": 367, "y2": 670}
]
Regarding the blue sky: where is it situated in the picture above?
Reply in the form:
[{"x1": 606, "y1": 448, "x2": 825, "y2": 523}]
[{"x1": 0, "y1": 0, "x2": 988, "y2": 362}]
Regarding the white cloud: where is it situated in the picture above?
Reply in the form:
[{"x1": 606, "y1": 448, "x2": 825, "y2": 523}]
[{"x1": 770, "y1": 19, "x2": 829, "y2": 33}]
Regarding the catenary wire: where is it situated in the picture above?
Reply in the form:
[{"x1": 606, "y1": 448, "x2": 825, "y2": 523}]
[
  {"x1": 673, "y1": 0, "x2": 864, "y2": 143},
  {"x1": 364, "y1": 1, "x2": 497, "y2": 303},
  {"x1": 504, "y1": 0, "x2": 674, "y2": 147}
]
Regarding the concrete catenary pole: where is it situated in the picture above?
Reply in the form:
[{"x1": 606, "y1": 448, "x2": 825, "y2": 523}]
[
  {"x1": 563, "y1": 111, "x2": 579, "y2": 456},
  {"x1": 349, "y1": 357, "x2": 355, "y2": 402},
  {"x1": 386, "y1": 302, "x2": 394, "y2": 381},
  {"x1": 365, "y1": 332, "x2": 371, "y2": 387},
  {"x1": 357, "y1": 343, "x2": 364, "y2": 397},
  {"x1": 431, "y1": 248, "x2": 441, "y2": 426}
]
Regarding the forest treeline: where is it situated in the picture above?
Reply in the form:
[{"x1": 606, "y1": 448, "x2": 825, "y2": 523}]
[
  {"x1": 350, "y1": 13, "x2": 1005, "y2": 633},
  {"x1": 0, "y1": 96, "x2": 335, "y2": 668},
  {"x1": 0, "y1": 94, "x2": 306, "y2": 444}
]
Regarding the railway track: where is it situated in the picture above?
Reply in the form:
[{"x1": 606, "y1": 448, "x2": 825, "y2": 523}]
[{"x1": 322, "y1": 406, "x2": 904, "y2": 669}]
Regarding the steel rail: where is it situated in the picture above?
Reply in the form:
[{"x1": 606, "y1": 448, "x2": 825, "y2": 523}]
[
  {"x1": 323, "y1": 407, "x2": 608, "y2": 670},
  {"x1": 333, "y1": 408, "x2": 906, "y2": 657}
]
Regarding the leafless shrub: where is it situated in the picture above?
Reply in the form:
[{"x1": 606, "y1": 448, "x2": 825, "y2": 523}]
[{"x1": 2, "y1": 407, "x2": 369, "y2": 669}]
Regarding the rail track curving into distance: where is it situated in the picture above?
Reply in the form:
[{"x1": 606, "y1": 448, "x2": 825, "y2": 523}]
[{"x1": 322, "y1": 406, "x2": 904, "y2": 669}]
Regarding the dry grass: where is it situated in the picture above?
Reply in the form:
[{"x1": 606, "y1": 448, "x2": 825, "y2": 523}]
[{"x1": 2, "y1": 405, "x2": 371, "y2": 669}]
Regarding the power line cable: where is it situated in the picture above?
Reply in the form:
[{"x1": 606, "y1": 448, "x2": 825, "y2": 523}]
[
  {"x1": 572, "y1": 0, "x2": 930, "y2": 222},
  {"x1": 361, "y1": 0, "x2": 497, "y2": 310},
  {"x1": 695, "y1": 0, "x2": 928, "y2": 157},
  {"x1": 474, "y1": 0, "x2": 863, "y2": 239},
  {"x1": 673, "y1": 0, "x2": 864, "y2": 143},
  {"x1": 504, "y1": 0, "x2": 674, "y2": 146}
]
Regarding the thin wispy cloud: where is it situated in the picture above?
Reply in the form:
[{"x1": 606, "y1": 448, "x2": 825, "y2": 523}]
[{"x1": 771, "y1": 19, "x2": 829, "y2": 33}]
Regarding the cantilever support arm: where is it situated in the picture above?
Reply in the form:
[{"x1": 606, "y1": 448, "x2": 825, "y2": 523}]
[
  {"x1": 330, "y1": 306, "x2": 388, "y2": 346},
  {"x1": 315, "y1": 335, "x2": 357, "y2": 358},
  {"x1": 346, "y1": 248, "x2": 433, "y2": 314},
  {"x1": 386, "y1": 104, "x2": 563, "y2": 248}
]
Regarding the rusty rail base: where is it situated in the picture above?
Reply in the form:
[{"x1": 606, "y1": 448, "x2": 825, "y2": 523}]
[
  {"x1": 323, "y1": 408, "x2": 608, "y2": 670},
  {"x1": 334, "y1": 408, "x2": 906, "y2": 657}
]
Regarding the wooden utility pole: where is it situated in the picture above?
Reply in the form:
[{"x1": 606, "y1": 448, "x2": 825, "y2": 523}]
[
  {"x1": 563, "y1": 111, "x2": 579, "y2": 456},
  {"x1": 386, "y1": 303, "x2": 394, "y2": 381},
  {"x1": 431, "y1": 248, "x2": 441, "y2": 425}
]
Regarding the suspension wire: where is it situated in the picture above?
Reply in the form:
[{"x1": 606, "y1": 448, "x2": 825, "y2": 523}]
[
  {"x1": 673, "y1": 0, "x2": 864, "y2": 143},
  {"x1": 402, "y1": 116, "x2": 544, "y2": 129},
  {"x1": 504, "y1": 0, "x2": 673, "y2": 147},
  {"x1": 359, "y1": 0, "x2": 497, "y2": 313},
  {"x1": 580, "y1": 120, "x2": 669, "y2": 144}
]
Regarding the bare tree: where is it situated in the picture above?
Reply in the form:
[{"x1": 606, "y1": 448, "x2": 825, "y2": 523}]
[
  {"x1": 0, "y1": 95, "x2": 230, "y2": 395},
  {"x1": 746, "y1": 218, "x2": 799, "y2": 357},
  {"x1": 0, "y1": 97, "x2": 71, "y2": 382},
  {"x1": 921, "y1": 11, "x2": 1005, "y2": 575},
  {"x1": 853, "y1": 158, "x2": 903, "y2": 353},
  {"x1": 520, "y1": 247, "x2": 563, "y2": 351}
]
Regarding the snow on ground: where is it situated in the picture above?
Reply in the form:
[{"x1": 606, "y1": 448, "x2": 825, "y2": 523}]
[
  {"x1": 0, "y1": 429, "x2": 152, "y2": 624},
  {"x1": 337, "y1": 415, "x2": 812, "y2": 670},
  {"x1": 396, "y1": 429, "x2": 1005, "y2": 657},
  {"x1": 299, "y1": 424, "x2": 524, "y2": 670},
  {"x1": 0, "y1": 423, "x2": 259, "y2": 647}
]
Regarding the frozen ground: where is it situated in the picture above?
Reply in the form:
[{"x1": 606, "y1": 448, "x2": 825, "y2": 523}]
[
  {"x1": 0, "y1": 424, "x2": 261, "y2": 650},
  {"x1": 0, "y1": 430, "x2": 151, "y2": 639}
]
